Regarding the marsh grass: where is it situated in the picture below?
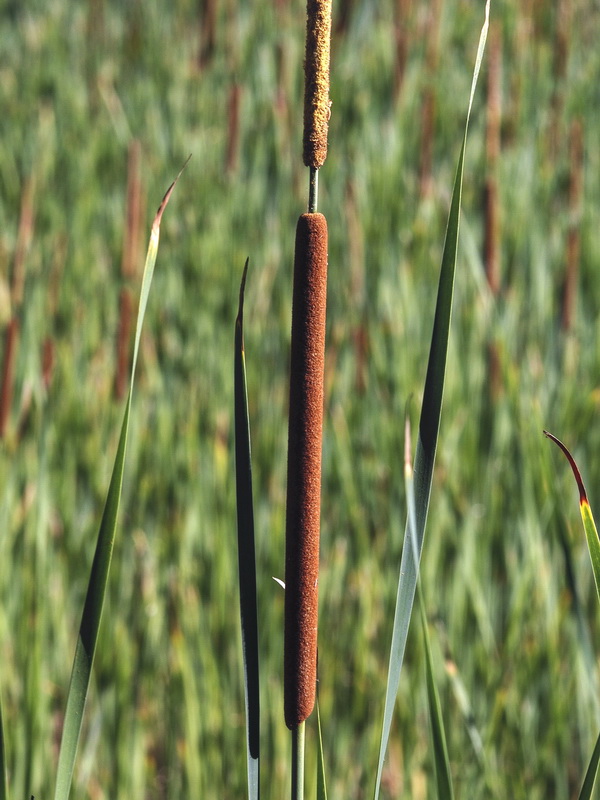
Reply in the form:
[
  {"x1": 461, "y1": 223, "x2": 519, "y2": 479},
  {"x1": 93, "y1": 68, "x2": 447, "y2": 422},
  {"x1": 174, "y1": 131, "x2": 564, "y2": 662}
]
[{"x1": 1, "y1": 1, "x2": 600, "y2": 798}]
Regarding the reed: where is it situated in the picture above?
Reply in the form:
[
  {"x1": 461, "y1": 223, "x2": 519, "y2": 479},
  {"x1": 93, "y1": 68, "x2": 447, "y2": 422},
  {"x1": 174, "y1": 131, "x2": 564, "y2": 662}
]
[
  {"x1": 0, "y1": 175, "x2": 34, "y2": 440},
  {"x1": 561, "y1": 117, "x2": 583, "y2": 334}
]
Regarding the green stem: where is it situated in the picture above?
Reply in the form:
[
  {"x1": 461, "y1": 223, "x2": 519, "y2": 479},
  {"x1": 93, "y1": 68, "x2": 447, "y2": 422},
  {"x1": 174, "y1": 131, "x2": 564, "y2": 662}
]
[
  {"x1": 308, "y1": 167, "x2": 319, "y2": 213},
  {"x1": 291, "y1": 722, "x2": 306, "y2": 800}
]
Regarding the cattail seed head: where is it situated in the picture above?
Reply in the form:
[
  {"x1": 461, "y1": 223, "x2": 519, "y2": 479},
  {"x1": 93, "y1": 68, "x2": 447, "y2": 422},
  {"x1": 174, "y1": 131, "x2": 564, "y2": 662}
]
[
  {"x1": 303, "y1": 0, "x2": 332, "y2": 169},
  {"x1": 284, "y1": 212, "x2": 328, "y2": 728}
]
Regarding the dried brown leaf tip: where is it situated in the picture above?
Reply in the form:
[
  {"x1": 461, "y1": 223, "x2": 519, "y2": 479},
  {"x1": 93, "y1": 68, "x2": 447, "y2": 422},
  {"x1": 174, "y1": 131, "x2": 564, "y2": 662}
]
[{"x1": 303, "y1": 0, "x2": 333, "y2": 169}]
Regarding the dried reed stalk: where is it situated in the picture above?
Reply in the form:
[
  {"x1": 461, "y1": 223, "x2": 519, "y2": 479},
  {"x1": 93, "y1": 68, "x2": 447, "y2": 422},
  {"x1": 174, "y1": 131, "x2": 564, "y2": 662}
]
[
  {"x1": 418, "y1": 0, "x2": 442, "y2": 197},
  {"x1": 225, "y1": 82, "x2": 241, "y2": 175},
  {"x1": 561, "y1": 118, "x2": 583, "y2": 333},
  {"x1": 484, "y1": 22, "x2": 502, "y2": 297},
  {"x1": 116, "y1": 140, "x2": 143, "y2": 399},
  {"x1": 0, "y1": 176, "x2": 35, "y2": 438},
  {"x1": 393, "y1": 0, "x2": 412, "y2": 103}
]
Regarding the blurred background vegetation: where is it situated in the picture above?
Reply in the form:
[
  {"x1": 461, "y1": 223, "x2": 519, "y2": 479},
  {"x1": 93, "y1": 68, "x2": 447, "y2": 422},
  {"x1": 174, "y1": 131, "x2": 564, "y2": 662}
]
[{"x1": 2, "y1": 0, "x2": 600, "y2": 797}]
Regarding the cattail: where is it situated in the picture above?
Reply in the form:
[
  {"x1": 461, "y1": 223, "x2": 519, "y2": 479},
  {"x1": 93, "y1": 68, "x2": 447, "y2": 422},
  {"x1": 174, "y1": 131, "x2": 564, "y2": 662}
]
[
  {"x1": 302, "y1": 0, "x2": 332, "y2": 170},
  {"x1": 225, "y1": 82, "x2": 241, "y2": 175},
  {"x1": 549, "y1": 0, "x2": 570, "y2": 156},
  {"x1": 418, "y1": 0, "x2": 442, "y2": 198},
  {"x1": 284, "y1": 212, "x2": 328, "y2": 728},
  {"x1": 393, "y1": 0, "x2": 412, "y2": 103},
  {"x1": 484, "y1": 21, "x2": 502, "y2": 297},
  {"x1": 0, "y1": 176, "x2": 34, "y2": 439},
  {"x1": 115, "y1": 140, "x2": 143, "y2": 399},
  {"x1": 561, "y1": 118, "x2": 583, "y2": 333},
  {"x1": 199, "y1": 0, "x2": 218, "y2": 69}
]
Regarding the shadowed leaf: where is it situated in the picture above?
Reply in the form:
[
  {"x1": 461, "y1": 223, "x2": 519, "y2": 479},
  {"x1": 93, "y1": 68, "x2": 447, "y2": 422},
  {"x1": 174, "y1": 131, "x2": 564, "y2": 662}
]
[{"x1": 234, "y1": 258, "x2": 260, "y2": 800}]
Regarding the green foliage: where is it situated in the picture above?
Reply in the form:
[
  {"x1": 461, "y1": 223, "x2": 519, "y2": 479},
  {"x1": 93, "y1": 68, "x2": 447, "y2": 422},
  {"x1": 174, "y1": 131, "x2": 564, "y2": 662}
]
[
  {"x1": 1, "y1": 1, "x2": 600, "y2": 798},
  {"x1": 54, "y1": 168, "x2": 184, "y2": 800},
  {"x1": 234, "y1": 259, "x2": 260, "y2": 800},
  {"x1": 374, "y1": 7, "x2": 488, "y2": 797}
]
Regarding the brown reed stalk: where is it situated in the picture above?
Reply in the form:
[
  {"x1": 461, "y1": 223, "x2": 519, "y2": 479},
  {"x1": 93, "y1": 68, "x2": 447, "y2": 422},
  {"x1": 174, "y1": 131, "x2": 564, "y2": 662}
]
[
  {"x1": 334, "y1": 0, "x2": 354, "y2": 37},
  {"x1": 199, "y1": 0, "x2": 218, "y2": 69},
  {"x1": 419, "y1": 0, "x2": 442, "y2": 198},
  {"x1": 284, "y1": 212, "x2": 328, "y2": 728},
  {"x1": 225, "y1": 82, "x2": 241, "y2": 175},
  {"x1": 115, "y1": 140, "x2": 143, "y2": 399},
  {"x1": 0, "y1": 318, "x2": 18, "y2": 439},
  {"x1": 561, "y1": 118, "x2": 583, "y2": 333},
  {"x1": 0, "y1": 176, "x2": 35, "y2": 439},
  {"x1": 393, "y1": 0, "x2": 412, "y2": 103},
  {"x1": 484, "y1": 21, "x2": 502, "y2": 297},
  {"x1": 549, "y1": 0, "x2": 571, "y2": 157}
]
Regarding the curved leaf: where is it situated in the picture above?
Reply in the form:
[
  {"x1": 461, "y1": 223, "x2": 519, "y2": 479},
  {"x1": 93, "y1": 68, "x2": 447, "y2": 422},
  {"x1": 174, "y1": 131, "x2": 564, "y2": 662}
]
[
  {"x1": 373, "y1": 5, "x2": 490, "y2": 797},
  {"x1": 53, "y1": 160, "x2": 188, "y2": 800}
]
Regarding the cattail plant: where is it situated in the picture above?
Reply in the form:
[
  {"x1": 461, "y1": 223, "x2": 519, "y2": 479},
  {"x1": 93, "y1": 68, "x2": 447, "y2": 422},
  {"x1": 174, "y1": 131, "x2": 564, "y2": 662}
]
[
  {"x1": 199, "y1": 0, "x2": 218, "y2": 69},
  {"x1": 418, "y1": 0, "x2": 442, "y2": 198},
  {"x1": 561, "y1": 117, "x2": 583, "y2": 335},
  {"x1": 225, "y1": 82, "x2": 242, "y2": 175},
  {"x1": 115, "y1": 140, "x2": 144, "y2": 400},
  {"x1": 483, "y1": 21, "x2": 502, "y2": 407},
  {"x1": 549, "y1": 0, "x2": 571, "y2": 157},
  {"x1": 0, "y1": 175, "x2": 35, "y2": 440},
  {"x1": 393, "y1": 0, "x2": 412, "y2": 104},
  {"x1": 284, "y1": 0, "x2": 331, "y2": 794}
]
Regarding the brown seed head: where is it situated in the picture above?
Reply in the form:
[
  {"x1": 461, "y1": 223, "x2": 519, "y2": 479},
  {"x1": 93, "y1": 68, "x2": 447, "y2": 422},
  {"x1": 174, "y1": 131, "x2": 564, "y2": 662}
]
[
  {"x1": 303, "y1": 0, "x2": 332, "y2": 169},
  {"x1": 284, "y1": 213, "x2": 328, "y2": 727}
]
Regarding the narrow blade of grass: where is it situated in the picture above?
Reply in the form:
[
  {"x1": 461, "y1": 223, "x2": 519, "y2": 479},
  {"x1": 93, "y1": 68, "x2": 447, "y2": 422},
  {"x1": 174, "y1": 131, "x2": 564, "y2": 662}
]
[
  {"x1": 234, "y1": 258, "x2": 260, "y2": 800},
  {"x1": 419, "y1": 591, "x2": 455, "y2": 800},
  {"x1": 373, "y1": 6, "x2": 489, "y2": 798},
  {"x1": 578, "y1": 728, "x2": 600, "y2": 800},
  {"x1": 316, "y1": 698, "x2": 328, "y2": 800},
  {"x1": 544, "y1": 430, "x2": 600, "y2": 603},
  {"x1": 406, "y1": 418, "x2": 455, "y2": 800},
  {"x1": 53, "y1": 160, "x2": 187, "y2": 800},
  {"x1": 0, "y1": 694, "x2": 8, "y2": 800},
  {"x1": 544, "y1": 430, "x2": 600, "y2": 798}
]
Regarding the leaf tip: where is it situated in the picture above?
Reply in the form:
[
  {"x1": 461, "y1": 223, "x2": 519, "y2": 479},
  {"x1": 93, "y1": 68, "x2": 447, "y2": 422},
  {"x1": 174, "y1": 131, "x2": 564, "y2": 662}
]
[{"x1": 544, "y1": 429, "x2": 588, "y2": 505}]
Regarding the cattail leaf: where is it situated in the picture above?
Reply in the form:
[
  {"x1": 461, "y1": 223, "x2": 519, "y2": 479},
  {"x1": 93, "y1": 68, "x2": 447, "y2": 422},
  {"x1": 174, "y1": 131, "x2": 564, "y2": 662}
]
[
  {"x1": 544, "y1": 430, "x2": 600, "y2": 606},
  {"x1": 373, "y1": 5, "x2": 489, "y2": 799},
  {"x1": 53, "y1": 160, "x2": 188, "y2": 800},
  {"x1": 316, "y1": 698, "x2": 328, "y2": 800},
  {"x1": 234, "y1": 259, "x2": 260, "y2": 800},
  {"x1": 544, "y1": 431, "x2": 600, "y2": 797},
  {"x1": 406, "y1": 418, "x2": 455, "y2": 800},
  {"x1": 0, "y1": 695, "x2": 8, "y2": 800},
  {"x1": 420, "y1": 591, "x2": 455, "y2": 800},
  {"x1": 578, "y1": 728, "x2": 600, "y2": 800}
]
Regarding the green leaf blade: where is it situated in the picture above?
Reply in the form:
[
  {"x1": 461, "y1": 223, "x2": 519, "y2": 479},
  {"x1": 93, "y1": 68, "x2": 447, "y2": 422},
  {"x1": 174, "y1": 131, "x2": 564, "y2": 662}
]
[
  {"x1": 53, "y1": 164, "x2": 186, "y2": 800},
  {"x1": 316, "y1": 699, "x2": 328, "y2": 800},
  {"x1": 0, "y1": 691, "x2": 8, "y2": 800},
  {"x1": 373, "y1": 5, "x2": 490, "y2": 798},
  {"x1": 544, "y1": 430, "x2": 600, "y2": 605},
  {"x1": 234, "y1": 259, "x2": 260, "y2": 800},
  {"x1": 578, "y1": 728, "x2": 600, "y2": 800}
]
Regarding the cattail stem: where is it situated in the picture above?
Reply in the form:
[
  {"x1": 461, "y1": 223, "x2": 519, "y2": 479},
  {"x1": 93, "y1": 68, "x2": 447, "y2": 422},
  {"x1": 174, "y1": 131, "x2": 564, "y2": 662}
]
[
  {"x1": 291, "y1": 722, "x2": 306, "y2": 800},
  {"x1": 284, "y1": 212, "x2": 328, "y2": 729},
  {"x1": 308, "y1": 167, "x2": 319, "y2": 213}
]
